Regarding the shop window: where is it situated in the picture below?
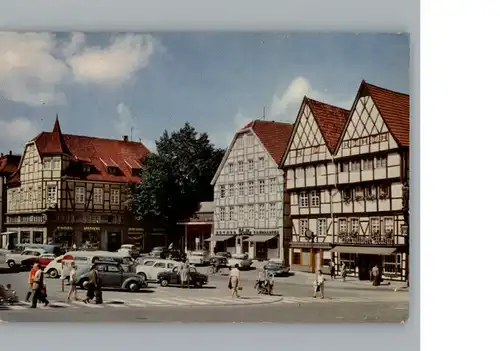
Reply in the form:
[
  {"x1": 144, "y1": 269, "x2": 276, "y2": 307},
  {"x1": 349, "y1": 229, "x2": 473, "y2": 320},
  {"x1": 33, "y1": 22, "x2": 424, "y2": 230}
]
[
  {"x1": 292, "y1": 251, "x2": 301, "y2": 265},
  {"x1": 20, "y1": 231, "x2": 30, "y2": 244},
  {"x1": 301, "y1": 249, "x2": 310, "y2": 266},
  {"x1": 339, "y1": 253, "x2": 356, "y2": 269},
  {"x1": 382, "y1": 254, "x2": 402, "y2": 275},
  {"x1": 33, "y1": 231, "x2": 44, "y2": 244}
]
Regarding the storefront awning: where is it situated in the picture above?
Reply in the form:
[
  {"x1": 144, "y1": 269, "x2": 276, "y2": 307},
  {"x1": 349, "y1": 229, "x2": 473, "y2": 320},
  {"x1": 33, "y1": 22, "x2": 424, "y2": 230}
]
[
  {"x1": 244, "y1": 235, "x2": 277, "y2": 243},
  {"x1": 204, "y1": 235, "x2": 235, "y2": 242},
  {"x1": 330, "y1": 246, "x2": 397, "y2": 255},
  {"x1": 0, "y1": 231, "x2": 16, "y2": 236}
]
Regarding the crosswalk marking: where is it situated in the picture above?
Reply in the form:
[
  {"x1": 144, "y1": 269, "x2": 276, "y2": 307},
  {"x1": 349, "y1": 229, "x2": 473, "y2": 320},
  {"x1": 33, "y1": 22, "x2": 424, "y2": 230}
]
[
  {"x1": 152, "y1": 298, "x2": 185, "y2": 306},
  {"x1": 134, "y1": 298, "x2": 162, "y2": 305},
  {"x1": 72, "y1": 301, "x2": 103, "y2": 308},
  {"x1": 169, "y1": 297, "x2": 206, "y2": 305}
]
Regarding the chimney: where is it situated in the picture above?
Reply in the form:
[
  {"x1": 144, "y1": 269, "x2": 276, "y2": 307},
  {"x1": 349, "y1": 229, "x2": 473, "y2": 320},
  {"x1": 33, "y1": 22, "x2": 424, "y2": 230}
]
[
  {"x1": 9, "y1": 150, "x2": 12, "y2": 156},
  {"x1": 123, "y1": 135, "x2": 129, "y2": 142},
  {"x1": 1, "y1": 153, "x2": 3, "y2": 157}
]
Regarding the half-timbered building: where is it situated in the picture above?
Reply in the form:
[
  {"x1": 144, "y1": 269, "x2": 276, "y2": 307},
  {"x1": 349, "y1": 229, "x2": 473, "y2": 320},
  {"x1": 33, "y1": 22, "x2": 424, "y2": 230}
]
[
  {"x1": 280, "y1": 97, "x2": 350, "y2": 272},
  {"x1": 331, "y1": 81, "x2": 410, "y2": 282},
  {"x1": 4, "y1": 117, "x2": 152, "y2": 251},
  {"x1": 209, "y1": 120, "x2": 293, "y2": 261},
  {"x1": 0, "y1": 151, "x2": 21, "y2": 248}
]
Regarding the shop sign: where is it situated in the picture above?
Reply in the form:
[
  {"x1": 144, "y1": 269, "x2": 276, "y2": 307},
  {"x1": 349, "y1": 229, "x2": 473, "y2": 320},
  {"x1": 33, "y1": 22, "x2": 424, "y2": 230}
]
[
  {"x1": 83, "y1": 227, "x2": 100, "y2": 231},
  {"x1": 57, "y1": 226, "x2": 73, "y2": 231}
]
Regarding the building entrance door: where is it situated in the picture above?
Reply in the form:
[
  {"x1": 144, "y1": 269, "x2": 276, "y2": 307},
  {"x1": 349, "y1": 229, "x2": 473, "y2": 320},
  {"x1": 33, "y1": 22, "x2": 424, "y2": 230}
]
[{"x1": 107, "y1": 232, "x2": 121, "y2": 252}]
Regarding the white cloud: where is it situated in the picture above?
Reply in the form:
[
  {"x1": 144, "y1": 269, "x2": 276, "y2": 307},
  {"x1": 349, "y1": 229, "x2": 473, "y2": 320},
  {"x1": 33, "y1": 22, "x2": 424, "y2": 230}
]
[
  {"x1": 68, "y1": 35, "x2": 159, "y2": 86},
  {"x1": 115, "y1": 102, "x2": 156, "y2": 152},
  {"x1": 0, "y1": 117, "x2": 39, "y2": 152},
  {"x1": 0, "y1": 32, "x2": 162, "y2": 106}
]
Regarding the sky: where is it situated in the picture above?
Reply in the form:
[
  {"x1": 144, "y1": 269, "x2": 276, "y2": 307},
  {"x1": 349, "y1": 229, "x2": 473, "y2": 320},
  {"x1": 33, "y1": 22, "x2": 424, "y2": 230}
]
[{"x1": 0, "y1": 32, "x2": 409, "y2": 153}]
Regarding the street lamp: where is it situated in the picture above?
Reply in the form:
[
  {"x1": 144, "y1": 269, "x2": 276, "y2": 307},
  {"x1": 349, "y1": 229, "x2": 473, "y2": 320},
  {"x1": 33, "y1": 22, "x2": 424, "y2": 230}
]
[{"x1": 304, "y1": 229, "x2": 316, "y2": 273}]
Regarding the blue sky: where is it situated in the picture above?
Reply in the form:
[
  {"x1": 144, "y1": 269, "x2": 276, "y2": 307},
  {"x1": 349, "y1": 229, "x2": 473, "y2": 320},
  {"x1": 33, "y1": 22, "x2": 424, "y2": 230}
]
[{"x1": 0, "y1": 32, "x2": 409, "y2": 153}]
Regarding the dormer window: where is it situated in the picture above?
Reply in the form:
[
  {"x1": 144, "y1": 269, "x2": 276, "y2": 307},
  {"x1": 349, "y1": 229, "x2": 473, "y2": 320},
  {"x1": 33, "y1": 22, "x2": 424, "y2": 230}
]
[
  {"x1": 83, "y1": 165, "x2": 92, "y2": 173},
  {"x1": 107, "y1": 166, "x2": 119, "y2": 175},
  {"x1": 131, "y1": 168, "x2": 142, "y2": 177},
  {"x1": 124, "y1": 159, "x2": 143, "y2": 177}
]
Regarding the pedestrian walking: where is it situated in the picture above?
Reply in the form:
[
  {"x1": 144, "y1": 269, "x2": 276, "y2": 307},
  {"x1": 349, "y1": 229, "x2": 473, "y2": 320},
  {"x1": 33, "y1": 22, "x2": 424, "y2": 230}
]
[
  {"x1": 180, "y1": 262, "x2": 190, "y2": 289},
  {"x1": 66, "y1": 262, "x2": 78, "y2": 302},
  {"x1": 313, "y1": 270, "x2": 325, "y2": 299},
  {"x1": 25, "y1": 263, "x2": 38, "y2": 302},
  {"x1": 228, "y1": 264, "x2": 241, "y2": 298},
  {"x1": 372, "y1": 265, "x2": 381, "y2": 286},
  {"x1": 83, "y1": 264, "x2": 97, "y2": 304},
  {"x1": 94, "y1": 267, "x2": 103, "y2": 304},
  {"x1": 329, "y1": 259, "x2": 335, "y2": 280},
  {"x1": 340, "y1": 262, "x2": 347, "y2": 282},
  {"x1": 31, "y1": 266, "x2": 49, "y2": 308}
]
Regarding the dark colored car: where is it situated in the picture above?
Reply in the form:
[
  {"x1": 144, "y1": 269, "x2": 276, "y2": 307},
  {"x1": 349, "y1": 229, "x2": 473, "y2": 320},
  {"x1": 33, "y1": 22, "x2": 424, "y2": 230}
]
[
  {"x1": 75, "y1": 262, "x2": 148, "y2": 292},
  {"x1": 263, "y1": 262, "x2": 291, "y2": 277},
  {"x1": 157, "y1": 266, "x2": 208, "y2": 288}
]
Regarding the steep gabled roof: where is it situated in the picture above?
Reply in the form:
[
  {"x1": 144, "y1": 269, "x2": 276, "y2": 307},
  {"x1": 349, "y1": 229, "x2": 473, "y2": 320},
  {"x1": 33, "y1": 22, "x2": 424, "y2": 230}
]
[
  {"x1": 32, "y1": 116, "x2": 73, "y2": 155},
  {"x1": 241, "y1": 120, "x2": 294, "y2": 164},
  {"x1": 211, "y1": 119, "x2": 293, "y2": 185},
  {"x1": 362, "y1": 81, "x2": 410, "y2": 147},
  {"x1": 0, "y1": 154, "x2": 21, "y2": 176}
]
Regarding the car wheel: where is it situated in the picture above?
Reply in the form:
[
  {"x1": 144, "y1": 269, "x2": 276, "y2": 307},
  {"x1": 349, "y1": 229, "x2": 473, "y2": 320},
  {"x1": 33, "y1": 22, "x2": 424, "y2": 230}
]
[
  {"x1": 160, "y1": 279, "x2": 169, "y2": 287},
  {"x1": 128, "y1": 282, "x2": 140, "y2": 292},
  {"x1": 48, "y1": 269, "x2": 59, "y2": 279},
  {"x1": 194, "y1": 281, "x2": 202, "y2": 288},
  {"x1": 137, "y1": 272, "x2": 147, "y2": 281},
  {"x1": 80, "y1": 279, "x2": 89, "y2": 290},
  {"x1": 7, "y1": 260, "x2": 15, "y2": 268}
]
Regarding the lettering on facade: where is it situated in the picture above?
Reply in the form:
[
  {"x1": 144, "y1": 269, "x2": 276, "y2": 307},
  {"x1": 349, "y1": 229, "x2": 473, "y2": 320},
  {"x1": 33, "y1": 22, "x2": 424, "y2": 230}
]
[
  {"x1": 215, "y1": 229, "x2": 279, "y2": 236},
  {"x1": 342, "y1": 132, "x2": 389, "y2": 149},
  {"x1": 6, "y1": 214, "x2": 47, "y2": 225},
  {"x1": 57, "y1": 226, "x2": 73, "y2": 231},
  {"x1": 336, "y1": 235, "x2": 394, "y2": 246},
  {"x1": 55, "y1": 213, "x2": 123, "y2": 225},
  {"x1": 83, "y1": 227, "x2": 100, "y2": 231}
]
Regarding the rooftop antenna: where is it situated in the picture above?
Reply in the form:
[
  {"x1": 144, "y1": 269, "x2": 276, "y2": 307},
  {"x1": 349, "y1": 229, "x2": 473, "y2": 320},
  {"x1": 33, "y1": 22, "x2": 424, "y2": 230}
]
[
  {"x1": 263, "y1": 106, "x2": 266, "y2": 120},
  {"x1": 130, "y1": 127, "x2": 134, "y2": 142}
]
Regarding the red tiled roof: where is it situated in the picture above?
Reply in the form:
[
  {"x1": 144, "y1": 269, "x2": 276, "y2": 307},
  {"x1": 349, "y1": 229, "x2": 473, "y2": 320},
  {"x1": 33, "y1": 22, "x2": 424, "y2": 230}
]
[
  {"x1": 0, "y1": 154, "x2": 21, "y2": 176},
  {"x1": 363, "y1": 81, "x2": 410, "y2": 147},
  {"x1": 9, "y1": 119, "x2": 150, "y2": 185},
  {"x1": 241, "y1": 120, "x2": 293, "y2": 164},
  {"x1": 304, "y1": 97, "x2": 350, "y2": 151}
]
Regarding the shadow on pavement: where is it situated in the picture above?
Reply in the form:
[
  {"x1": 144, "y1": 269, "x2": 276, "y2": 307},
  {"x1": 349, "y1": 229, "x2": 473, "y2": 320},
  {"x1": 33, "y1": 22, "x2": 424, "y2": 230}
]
[
  {"x1": 0, "y1": 267, "x2": 30, "y2": 274},
  {"x1": 76, "y1": 288, "x2": 155, "y2": 294}
]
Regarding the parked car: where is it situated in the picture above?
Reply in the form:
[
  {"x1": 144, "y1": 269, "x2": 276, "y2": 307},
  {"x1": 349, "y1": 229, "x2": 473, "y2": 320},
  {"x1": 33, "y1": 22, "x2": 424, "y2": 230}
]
[
  {"x1": 21, "y1": 253, "x2": 56, "y2": 269},
  {"x1": 117, "y1": 244, "x2": 141, "y2": 259},
  {"x1": 227, "y1": 253, "x2": 253, "y2": 270},
  {"x1": 157, "y1": 266, "x2": 208, "y2": 288},
  {"x1": 165, "y1": 249, "x2": 186, "y2": 262},
  {"x1": 75, "y1": 262, "x2": 147, "y2": 292},
  {"x1": 149, "y1": 246, "x2": 169, "y2": 258},
  {"x1": 135, "y1": 259, "x2": 180, "y2": 281},
  {"x1": 186, "y1": 251, "x2": 210, "y2": 265},
  {"x1": 263, "y1": 261, "x2": 290, "y2": 277},
  {"x1": 5, "y1": 248, "x2": 46, "y2": 268},
  {"x1": 215, "y1": 252, "x2": 231, "y2": 259}
]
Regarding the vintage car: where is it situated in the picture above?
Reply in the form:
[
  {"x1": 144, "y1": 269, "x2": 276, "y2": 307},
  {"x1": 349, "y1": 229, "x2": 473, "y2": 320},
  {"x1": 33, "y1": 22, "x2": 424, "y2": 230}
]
[
  {"x1": 186, "y1": 251, "x2": 210, "y2": 266},
  {"x1": 135, "y1": 259, "x2": 180, "y2": 281},
  {"x1": 117, "y1": 244, "x2": 141, "y2": 259},
  {"x1": 263, "y1": 261, "x2": 291, "y2": 277},
  {"x1": 5, "y1": 248, "x2": 46, "y2": 268},
  {"x1": 227, "y1": 253, "x2": 253, "y2": 270},
  {"x1": 75, "y1": 262, "x2": 147, "y2": 292},
  {"x1": 149, "y1": 246, "x2": 169, "y2": 258},
  {"x1": 157, "y1": 266, "x2": 208, "y2": 288},
  {"x1": 21, "y1": 253, "x2": 56, "y2": 269}
]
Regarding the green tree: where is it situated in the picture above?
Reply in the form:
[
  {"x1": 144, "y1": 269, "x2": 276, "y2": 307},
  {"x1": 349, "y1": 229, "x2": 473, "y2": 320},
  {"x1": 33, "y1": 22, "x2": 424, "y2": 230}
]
[{"x1": 129, "y1": 123, "x2": 224, "y2": 248}]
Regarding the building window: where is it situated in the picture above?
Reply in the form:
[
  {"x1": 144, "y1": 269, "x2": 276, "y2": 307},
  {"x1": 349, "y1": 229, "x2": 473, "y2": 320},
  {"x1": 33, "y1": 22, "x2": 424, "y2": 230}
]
[
  {"x1": 299, "y1": 219, "x2": 309, "y2": 236},
  {"x1": 93, "y1": 188, "x2": 103, "y2": 205},
  {"x1": 52, "y1": 158, "x2": 60, "y2": 169},
  {"x1": 238, "y1": 205, "x2": 244, "y2": 220},
  {"x1": 310, "y1": 190, "x2": 320, "y2": 207},
  {"x1": 259, "y1": 180, "x2": 265, "y2": 194},
  {"x1": 370, "y1": 217, "x2": 380, "y2": 234},
  {"x1": 362, "y1": 158, "x2": 373, "y2": 170},
  {"x1": 228, "y1": 163, "x2": 234, "y2": 173},
  {"x1": 219, "y1": 207, "x2": 226, "y2": 221},
  {"x1": 229, "y1": 206, "x2": 235, "y2": 220},
  {"x1": 248, "y1": 159, "x2": 254, "y2": 171},
  {"x1": 350, "y1": 160, "x2": 360, "y2": 171},
  {"x1": 237, "y1": 161, "x2": 244, "y2": 173},
  {"x1": 238, "y1": 182, "x2": 244, "y2": 196},
  {"x1": 365, "y1": 185, "x2": 377, "y2": 200},
  {"x1": 269, "y1": 178, "x2": 276, "y2": 193},
  {"x1": 269, "y1": 203, "x2": 276, "y2": 218},
  {"x1": 248, "y1": 181, "x2": 254, "y2": 195},
  {"x1": 46, "y1": 185, "x2": 57, "y2": 204},
  {"x1": 339, "y1": 218, "x2": 347, "y2": 233},
  {"x1": 248, "y1": 205, "x2": 254, "y2": 220},
  {"x1": 75, "y1": 187, "x2": 85, "y2": 204},
  {"x1": 384, "y1": 217, "x2": 394, "y2": 234},
  {"x1": 111, "y1": 189, "x2": 120, "y2": 205},
  {"x1": 350, "y1": 218, "x2": 360, "y2": 233},
  {"x1": 43, "y1": 159, "x2": 51, "y2": 170},
  {"x1": 228, "y1": 184, "x2": 234, "y2": 197},
  {"x1": 259, "y1": 204, "x2": 265, "y2": 219},
  {"x1": 375, "y1": 156, "x2": 387, "y2": 168},
  {"x1": 383, "y1": 254, "x2": 402, "y2": 274},
  {"x1": 220, "y1": 185, "x2": 226, "y2": 199},
  {"x1": 299, "y1": 192, "x2": 309, "y2": 207},
  {"x1": 379, "y1": 184, "x2": 389, "y2": 199},
  {"x1": 317, "y1": 218, "x2": 327, "y2": 236},
  {"x1": 258, "y1": 157, "x2": 265, "y2": 169},
  {"x1": 354, "y1": 187, "x2": 364, "y2": 200},
  {"x1": 28, "y1": 187, "x2": 32, "y2": 202},
  {"x1": 342, "y1": 189, "x2": 351, "y2": 201}
]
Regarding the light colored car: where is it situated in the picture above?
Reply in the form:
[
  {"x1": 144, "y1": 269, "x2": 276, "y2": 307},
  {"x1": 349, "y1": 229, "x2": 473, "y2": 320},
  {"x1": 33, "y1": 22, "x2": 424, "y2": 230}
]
[
  {"x1": 227, "y1": 253, "x2": 253, "y2": 270},
  {"x1": 117, "y1": 244, "x2": 141, "y2": 259},
  {"x1": 186, "y1": 251, "x2": 210, "y2": 265},
  {"x1": 5, "y1": 248, "x2": 46, "y2": 268},
  {"x1": 134, "y1": 259, "x2": 180, "y2": 281}
]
